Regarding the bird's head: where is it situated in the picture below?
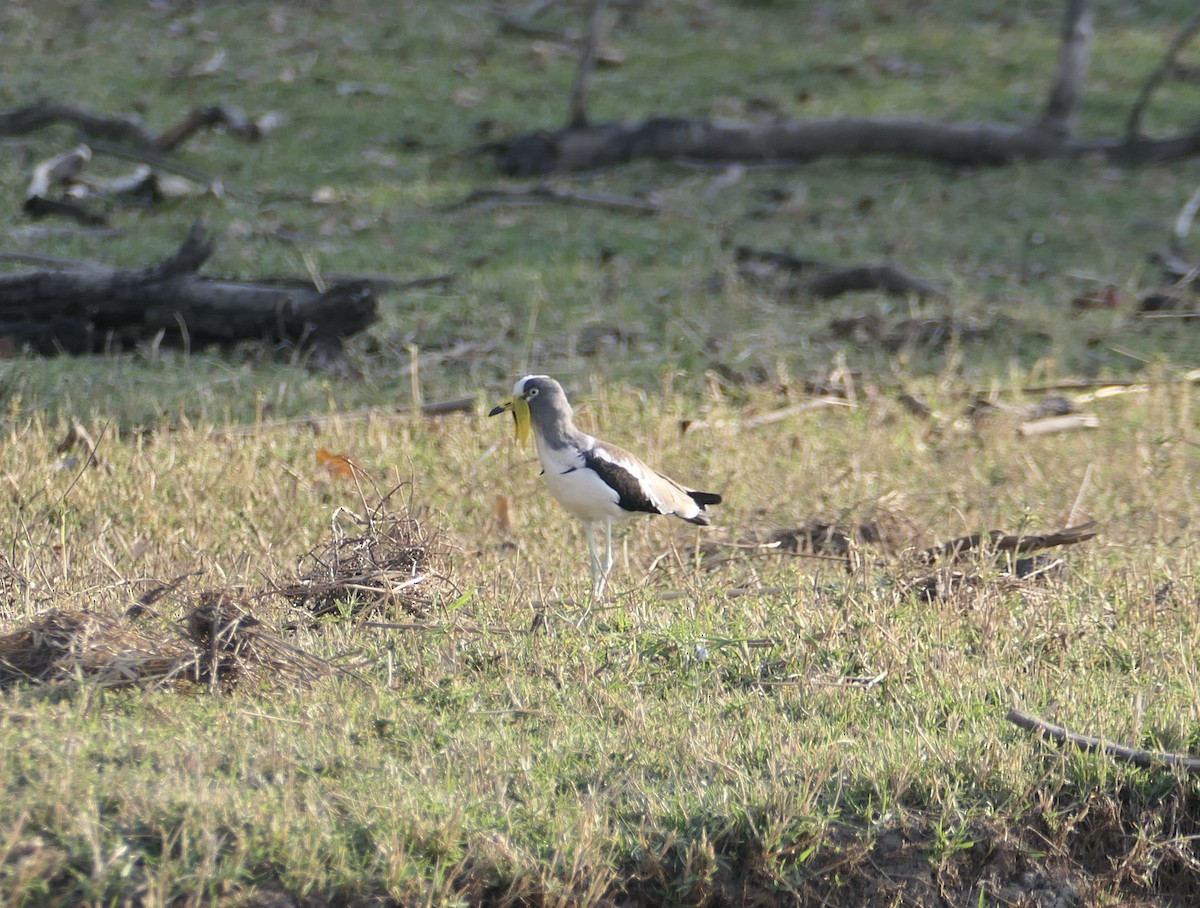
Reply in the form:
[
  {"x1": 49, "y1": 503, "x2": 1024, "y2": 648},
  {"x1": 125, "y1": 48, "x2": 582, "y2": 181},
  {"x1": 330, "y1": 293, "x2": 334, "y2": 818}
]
[{"x1": 487, "y1": 374, "x2": 560, "y2": 444}]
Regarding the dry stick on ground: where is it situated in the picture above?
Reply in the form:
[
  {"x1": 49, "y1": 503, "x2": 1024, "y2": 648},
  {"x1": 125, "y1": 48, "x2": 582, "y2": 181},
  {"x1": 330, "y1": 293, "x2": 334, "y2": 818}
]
[
  {"x1": 1007, "y1": 708, "x2": 1200, "y2": 775},
  {"x1": 489, "y1": 0, "x2": 1200, "y2": 174},
  {"x1": 918, "y1": 522, "x2": 1098, "y2": 566},
  {"x1": 22, "y1": 143, "x2": 212, "y2": 227},
  {"x1": 87, "y1": 140, "x2": 222, "y2": 192},
  {"x1": 0, "y1": 223, "x2": 377, "y2": 355},
  {"x1": 23, "y1": 146, "x2": 104, "y2": 226},
  {"x1": 793, "y1": 264, "x2": 946, "y2": 301},
  {"x1": 445, "y1": 184, "x2": 660, "y2": 214},
  {"x1": 736, "y1": 246, "x2": 947, "y2": 301}
]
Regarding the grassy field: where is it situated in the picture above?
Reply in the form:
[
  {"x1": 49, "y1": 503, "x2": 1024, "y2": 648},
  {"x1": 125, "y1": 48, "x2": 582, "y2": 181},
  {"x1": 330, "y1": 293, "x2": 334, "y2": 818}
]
[{"x1": 3, "y1": 1, "x2": 1200, "y2": 905}]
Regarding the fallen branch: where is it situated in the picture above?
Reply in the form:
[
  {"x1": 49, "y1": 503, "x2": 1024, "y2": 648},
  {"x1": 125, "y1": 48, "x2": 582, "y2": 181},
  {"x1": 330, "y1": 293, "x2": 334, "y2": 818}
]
[
  {"x1": 1126, "y1": 14, "x2": 1200, "y2": 142},
  {"x1": 0, "y1": 99, "x2": 275, "y2": 151},
  {"x1": 0, "y1": 224, "x2": 378, "y2": 355},
  {"x1": 492, "y1": 115, "x2": 1067, "y2": 176},
  {"x1": 918, "y1": 521, "x2": 1098, "y2": 565},
  {"x1": 446, "y1": 183, "x2": 659, "y2": 214},
  {"x1": 793, "y1": 264, "x2": 947, "y2": 301},
  {"x1": 1007, "y1": 707, "x2": 1200, "y2": 775},
  {"x1": 737, "y1": 246, "x2": 947, "y2": 301},
  {"x1": 486, "y1": 1, "x2": 1200, "y2": 174},
  {"x1": 23, "y1": 146, "x2": 105, "y2": 225}
]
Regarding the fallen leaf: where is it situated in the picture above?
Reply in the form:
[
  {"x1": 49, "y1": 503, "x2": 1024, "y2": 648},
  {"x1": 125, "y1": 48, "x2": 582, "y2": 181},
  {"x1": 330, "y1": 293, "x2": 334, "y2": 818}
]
[
  {"x1": 1071, "y1": 284, "x2": 1119, "y2": 311},
  {"x1": 316, "y1": 448, "x2": 356, "y2": 480},
  {"x1": 495, "y1": 496, "x2": 513, "y2": 535}
]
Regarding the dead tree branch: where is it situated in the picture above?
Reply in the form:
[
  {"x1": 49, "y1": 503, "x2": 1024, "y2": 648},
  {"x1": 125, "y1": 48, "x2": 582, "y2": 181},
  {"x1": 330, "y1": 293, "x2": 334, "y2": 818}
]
[
  {"x1": 446, "y1": 183, "x2": 659, "y2": 214},
  {"x1": 918, "y1": 522, "x2": 1098, "y2": 565},
  {"x1": 489, "y1": 1, "x2": 1200, "y2": 174},
  {"x1": 0, "y1": 99, "x2": 274, "y2": 152},
  {"x1": 0, "y1": 224, "x2": 377, "y2": 355},
  {"x1": 1038, "y1": 0, "x2": 1095, "y2": 138},
  {"x1": 793, "y1": 265, "x2": 947, "y2": 301},
  {"x1": 1126, "y1": 15, "x2": 1200, "y2": 141},
  {"x1": 736, "y1": 247, "x2": 946, "y2": 301},
  {"x1": 568, "y1": 0, "x2": 607, "y2": 128},
  {"x1": 1007, "y1": 708, "x2": 1200, "y2": 775}
]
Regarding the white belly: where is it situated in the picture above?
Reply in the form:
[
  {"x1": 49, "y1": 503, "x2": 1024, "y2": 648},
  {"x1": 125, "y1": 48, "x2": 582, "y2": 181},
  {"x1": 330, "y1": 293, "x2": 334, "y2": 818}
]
[{"x1": 541, "y1": 465, "x2": 632, "y2": 522}]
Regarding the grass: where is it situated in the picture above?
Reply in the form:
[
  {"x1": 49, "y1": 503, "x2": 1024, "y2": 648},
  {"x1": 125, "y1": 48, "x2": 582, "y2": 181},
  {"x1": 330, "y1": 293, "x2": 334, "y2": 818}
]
[{"x1": 3, "y1": 1, "x2": 1200, "y2": 905}]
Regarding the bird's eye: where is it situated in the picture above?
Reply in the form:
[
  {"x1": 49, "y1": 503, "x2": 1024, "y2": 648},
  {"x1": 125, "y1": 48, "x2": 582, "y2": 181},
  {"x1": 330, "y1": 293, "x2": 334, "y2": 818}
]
[{"x1": 527, "y1": 387, "x2": 539, "y2": 398}]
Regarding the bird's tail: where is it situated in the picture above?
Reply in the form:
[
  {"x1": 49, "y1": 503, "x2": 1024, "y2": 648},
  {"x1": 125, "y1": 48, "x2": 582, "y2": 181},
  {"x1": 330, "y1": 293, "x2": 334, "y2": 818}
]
[{"x1": 684, "y1": 490, "x2": 722, "y2": 525}]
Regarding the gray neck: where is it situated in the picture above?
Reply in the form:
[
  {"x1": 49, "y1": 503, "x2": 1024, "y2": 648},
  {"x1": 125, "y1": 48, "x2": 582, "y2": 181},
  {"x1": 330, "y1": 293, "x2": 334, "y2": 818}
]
[{"x1": 531, "y1": 397, "x2": 583, "y2": 450}]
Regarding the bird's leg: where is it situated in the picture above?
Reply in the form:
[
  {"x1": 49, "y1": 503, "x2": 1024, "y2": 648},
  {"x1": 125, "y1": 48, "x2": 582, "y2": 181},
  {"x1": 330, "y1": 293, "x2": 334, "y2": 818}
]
[
  {"x1": 579, "y1": 521, "x2": 604, "y2": 623},
  {"x1": 584, "y1": 520, "x2": 603, "y2": 595},
  {"x1": 602, "y1": 519, "x2": 615, "y2": 585}
]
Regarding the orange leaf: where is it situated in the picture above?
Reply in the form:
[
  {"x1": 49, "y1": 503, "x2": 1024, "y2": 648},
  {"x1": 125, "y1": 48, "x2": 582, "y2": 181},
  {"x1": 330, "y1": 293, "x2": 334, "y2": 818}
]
[
  {"x1": 316, "y1": 448, "x2": 356, "y2": 480},
  {"x1": 495, "y1": 495, "x2": 513, "y2": 535}
]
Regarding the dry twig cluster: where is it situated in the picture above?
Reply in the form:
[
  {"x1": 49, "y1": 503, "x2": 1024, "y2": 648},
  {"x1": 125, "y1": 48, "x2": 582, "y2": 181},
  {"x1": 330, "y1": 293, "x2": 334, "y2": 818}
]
[{"x1": 0, "y1": 497, "x2": 447, "y2": 692}]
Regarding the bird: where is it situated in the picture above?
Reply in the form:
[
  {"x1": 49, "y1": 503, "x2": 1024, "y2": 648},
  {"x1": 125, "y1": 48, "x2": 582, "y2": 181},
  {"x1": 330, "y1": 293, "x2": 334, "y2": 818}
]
[{"x1": 489, "y1": 374, "x2": 721, "y2": 600}]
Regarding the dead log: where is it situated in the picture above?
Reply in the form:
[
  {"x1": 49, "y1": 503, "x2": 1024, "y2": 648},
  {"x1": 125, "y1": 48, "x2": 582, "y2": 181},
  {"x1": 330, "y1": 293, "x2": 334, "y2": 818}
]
[
  {"x1": 492, "y1": 116, "x2": 1061, "y2": 175},
  {"x1": 487, "y1": 0, "x2": 1200, "y2": 174},
  {"x1": 0, "y1": 225, "x2": 378, "y2": 355}
]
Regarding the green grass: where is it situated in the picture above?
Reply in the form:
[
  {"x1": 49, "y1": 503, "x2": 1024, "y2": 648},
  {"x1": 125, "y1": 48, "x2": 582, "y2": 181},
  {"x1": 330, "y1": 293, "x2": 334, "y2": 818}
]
[{"x1": 3, "y1": 1, "x2": 1200, "y2": 905}]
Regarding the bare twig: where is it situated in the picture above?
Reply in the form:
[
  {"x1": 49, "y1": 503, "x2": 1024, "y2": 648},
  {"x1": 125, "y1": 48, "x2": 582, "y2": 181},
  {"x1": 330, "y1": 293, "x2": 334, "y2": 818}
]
[
  {"x1": 1126, "y1": 15, "x2": 1200, "y2": 141},
  {"x1": 568, "y1": 0, "x2": 607, "y2": 128},
  {"x1": 1007, "y1": 708, "x2": 1200, "y2": 774}
]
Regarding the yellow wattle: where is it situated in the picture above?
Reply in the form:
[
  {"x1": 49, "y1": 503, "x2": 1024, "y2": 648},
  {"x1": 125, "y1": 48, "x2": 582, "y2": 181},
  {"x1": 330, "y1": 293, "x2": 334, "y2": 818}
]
[{"x1": 512, "y1": 397, "x2": 531, "y2": 445}]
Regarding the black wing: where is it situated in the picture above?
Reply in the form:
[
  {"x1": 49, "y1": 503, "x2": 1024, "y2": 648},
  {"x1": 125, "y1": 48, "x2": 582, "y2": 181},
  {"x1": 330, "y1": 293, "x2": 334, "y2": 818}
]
[{"x1": 581, "y1": 448, "x2": 663, "y2": 516}]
